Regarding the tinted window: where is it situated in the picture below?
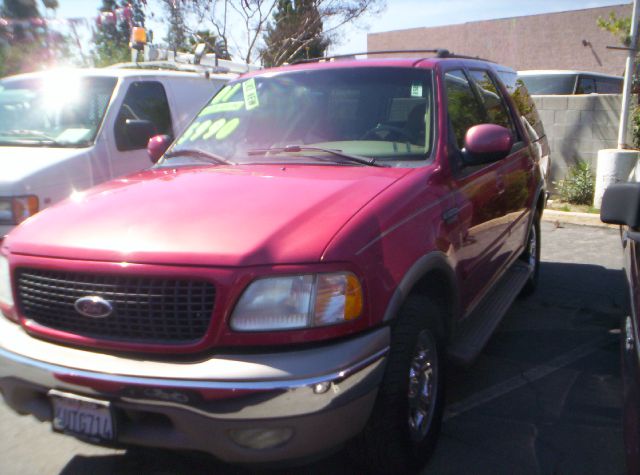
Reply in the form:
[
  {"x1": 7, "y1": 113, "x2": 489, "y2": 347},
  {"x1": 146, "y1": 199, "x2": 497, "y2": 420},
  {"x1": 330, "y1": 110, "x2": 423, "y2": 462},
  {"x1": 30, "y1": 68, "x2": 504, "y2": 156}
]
[
  {"x1": 518, "y1": 74, "x2": 576, "y2": 94},
  {"x1": 444, "y1": 70, "x2": 485, "y2": 148},
  {"x1": 499, "y1": 71, "x2": 546, "y2": 142},
  {"x1": 596, "y1": 78, "x2": 623, "y2": 93},
  {"x1": 468, "y1": 69, "x2": 516, "y2": 136},
  {"x1": 115, "y1": 81, "x2": 172, "y2": 151},
  {"x1": 576, "y1": 76, "x2": 595, "y2": 94}
]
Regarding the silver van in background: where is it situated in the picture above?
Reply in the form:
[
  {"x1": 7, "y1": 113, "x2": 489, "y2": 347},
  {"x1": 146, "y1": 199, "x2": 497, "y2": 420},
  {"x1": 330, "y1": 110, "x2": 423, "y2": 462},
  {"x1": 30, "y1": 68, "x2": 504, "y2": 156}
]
[{"x1": 518, "y1": 70, "x2": 623, "y2": 95}]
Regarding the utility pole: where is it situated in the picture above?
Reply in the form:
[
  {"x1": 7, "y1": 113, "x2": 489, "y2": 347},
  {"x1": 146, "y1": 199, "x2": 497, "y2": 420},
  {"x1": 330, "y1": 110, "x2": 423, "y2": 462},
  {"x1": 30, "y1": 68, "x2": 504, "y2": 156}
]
[
  {"x1": 594, "y1": 0, "x2": 640, "y2": 208},
  {"x1": 618, "y1": 0, "x2": 640, "y2": 148}
]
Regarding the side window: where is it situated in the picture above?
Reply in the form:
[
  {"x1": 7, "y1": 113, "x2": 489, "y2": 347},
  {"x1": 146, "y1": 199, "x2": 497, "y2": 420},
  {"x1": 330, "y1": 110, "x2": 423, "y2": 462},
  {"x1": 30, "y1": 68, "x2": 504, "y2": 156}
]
[
  {"x1": 576, "y1": 76, "x2": 595, "y2": 94},
  {"x1": 115, "y1": 81, "x2": 173, "y2": 151},
  {"x1": 444, "y1": 70, "x2": 485, "y2": 149},
  {"x1": 468, "y1": 69, "x2": 517, "y2": 138},
  {"x1": 498, "y1": 71, "x2": 546, "y2": 143},
  {"x1": 595, "y1": 78, "x2": 623, "y2": 94}
]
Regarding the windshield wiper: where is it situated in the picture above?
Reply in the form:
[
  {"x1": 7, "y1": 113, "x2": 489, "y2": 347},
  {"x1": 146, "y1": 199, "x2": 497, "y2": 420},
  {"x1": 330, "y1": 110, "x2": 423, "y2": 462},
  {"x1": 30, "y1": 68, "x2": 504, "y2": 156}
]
[
  {"x1": 163, "y1": 148, "x2": 235, "y2": 165},
  {"x1": 247, "y1": 145, "x2": 379, "y2": 167}
]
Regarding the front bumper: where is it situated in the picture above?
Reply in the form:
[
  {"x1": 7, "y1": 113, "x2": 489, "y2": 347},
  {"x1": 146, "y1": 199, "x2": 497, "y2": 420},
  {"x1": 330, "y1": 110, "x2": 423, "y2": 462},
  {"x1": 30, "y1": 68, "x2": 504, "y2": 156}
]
[{"x1": 0, "y1": 317, "x2": 389, "y2": 463}]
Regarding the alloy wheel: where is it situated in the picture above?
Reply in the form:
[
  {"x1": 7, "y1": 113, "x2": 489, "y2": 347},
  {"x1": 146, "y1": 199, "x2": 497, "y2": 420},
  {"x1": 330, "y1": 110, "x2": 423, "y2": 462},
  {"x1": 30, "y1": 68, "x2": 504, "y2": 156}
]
[{"x1": 408, "y1": 329, "x2": 439, "y2": 441}]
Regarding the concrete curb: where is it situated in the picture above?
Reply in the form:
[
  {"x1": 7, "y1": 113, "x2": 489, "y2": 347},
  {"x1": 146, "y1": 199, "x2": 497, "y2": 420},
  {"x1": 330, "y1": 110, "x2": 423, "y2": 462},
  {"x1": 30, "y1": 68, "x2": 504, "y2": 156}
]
[{"x1": 542, "y1": 209, "x2": 617, "y2": 228}]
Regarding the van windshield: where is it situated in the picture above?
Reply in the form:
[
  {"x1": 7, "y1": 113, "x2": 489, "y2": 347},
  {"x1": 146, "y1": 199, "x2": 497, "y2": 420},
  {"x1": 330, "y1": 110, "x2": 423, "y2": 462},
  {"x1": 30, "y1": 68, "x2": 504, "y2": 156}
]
[
  {"x1": 162, "y1": 67, "x2": 434, "y2": 167},
  {"x1": 0, "y1": 75, "x2": 117, "y2": 147}
]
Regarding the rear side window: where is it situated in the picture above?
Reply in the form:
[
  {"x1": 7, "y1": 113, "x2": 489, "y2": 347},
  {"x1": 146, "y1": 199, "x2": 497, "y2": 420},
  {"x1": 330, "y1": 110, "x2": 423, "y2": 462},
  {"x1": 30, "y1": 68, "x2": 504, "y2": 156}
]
[
  {"x1": 518, "y1": 74, "x2": 576, "y2": 94},
  {"x1": 498, "y1": 71, "x2": 546, "y2": 142},
  {"x1": 115, "y1": 81, "x2": 173, "y2": 151},
  {"x1": 444, "y1": 70, "x2": 485, "y2": 148},
  {"x1": 596, "y1": 78, "x2": 623, "y2": 93}
]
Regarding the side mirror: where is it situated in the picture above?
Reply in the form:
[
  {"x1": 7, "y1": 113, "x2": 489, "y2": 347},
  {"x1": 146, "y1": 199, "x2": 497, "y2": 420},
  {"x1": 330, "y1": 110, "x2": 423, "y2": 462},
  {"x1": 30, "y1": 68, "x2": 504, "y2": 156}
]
[
  {"x1": 462, "y1": 124, "x2": 513, "y2": 165},
  {"x1": 125, "y1": 119, "x2": 158, "y2": 149},
  {"x1": 601, "y1": 183, "x2": 640, "y2": 228},
  {"x1": 147, "y1": 134, "x2": 172, "y2": 163}
]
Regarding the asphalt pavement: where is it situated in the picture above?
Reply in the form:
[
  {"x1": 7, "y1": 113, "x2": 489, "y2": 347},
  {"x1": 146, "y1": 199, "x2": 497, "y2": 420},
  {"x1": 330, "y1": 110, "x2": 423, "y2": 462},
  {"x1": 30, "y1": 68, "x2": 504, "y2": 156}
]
[{"x1": 0, "y1": 221, "x2": 628, "y2": 475}]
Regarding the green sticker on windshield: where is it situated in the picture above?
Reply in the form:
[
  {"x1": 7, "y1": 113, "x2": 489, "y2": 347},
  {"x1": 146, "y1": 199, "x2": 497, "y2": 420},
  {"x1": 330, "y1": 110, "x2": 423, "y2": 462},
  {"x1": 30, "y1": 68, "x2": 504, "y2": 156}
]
[
  {"x1": 200, "y1": 101, "x2": 244, "y2": 117},
  {"x1": 202, "y1": 119, "x2": 226, "y2": 140},
  {"x1": 411, "y1": 82, "x2": 423, "y2": 97},
  {"x1": 215, "y1": 118, "x2": 240, "y2": 140},
  {"x1": 211, "y1": 83, "x2": 241, "y2": 104},
  {"x1": 242, "y1": 79, "x2": 259, "y2": 111},
  {"x1": 189, "y1": 120, "x2": 213, "y2": 141},
  {"x1": 177, "y1": 121, "x2": 201, "y2": 144}
]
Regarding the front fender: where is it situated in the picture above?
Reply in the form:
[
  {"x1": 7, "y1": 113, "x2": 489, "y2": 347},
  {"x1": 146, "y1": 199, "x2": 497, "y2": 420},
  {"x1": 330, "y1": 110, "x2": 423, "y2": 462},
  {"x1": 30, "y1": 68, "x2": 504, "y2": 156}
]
[{"x1": 382, "y1": 251, "x2": 459, "y2": 325}]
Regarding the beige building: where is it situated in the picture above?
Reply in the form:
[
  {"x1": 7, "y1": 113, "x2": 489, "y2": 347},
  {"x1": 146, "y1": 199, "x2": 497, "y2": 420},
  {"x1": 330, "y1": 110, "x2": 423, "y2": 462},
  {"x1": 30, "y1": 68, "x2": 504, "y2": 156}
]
[{"x1": 368, "y1": 4, "x2": 632, "y2": 75}]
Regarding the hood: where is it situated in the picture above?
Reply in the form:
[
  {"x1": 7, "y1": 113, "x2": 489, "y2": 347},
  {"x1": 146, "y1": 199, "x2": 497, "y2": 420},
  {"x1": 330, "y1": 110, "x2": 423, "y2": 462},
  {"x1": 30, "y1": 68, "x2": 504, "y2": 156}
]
[
  {"x1": 6, "y1": 164, "x2": 410, "y2": 266},
  {"x1": 0, "y1": 146, "x2": 88, "y2": 187}
]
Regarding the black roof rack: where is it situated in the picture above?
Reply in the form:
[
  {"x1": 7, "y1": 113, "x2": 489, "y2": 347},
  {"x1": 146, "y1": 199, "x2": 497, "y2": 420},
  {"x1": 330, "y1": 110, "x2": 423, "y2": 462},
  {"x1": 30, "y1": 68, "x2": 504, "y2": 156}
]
[{"x1": 291, "y1": 49, "x2": 494, "y2": 65}]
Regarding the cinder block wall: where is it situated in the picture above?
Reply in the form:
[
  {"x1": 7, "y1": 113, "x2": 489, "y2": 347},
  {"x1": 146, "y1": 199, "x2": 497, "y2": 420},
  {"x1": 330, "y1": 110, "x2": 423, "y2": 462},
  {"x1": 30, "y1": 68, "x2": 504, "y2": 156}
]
[{"x1": 531, "y1": 94, "x2": 630, "y2": 187}]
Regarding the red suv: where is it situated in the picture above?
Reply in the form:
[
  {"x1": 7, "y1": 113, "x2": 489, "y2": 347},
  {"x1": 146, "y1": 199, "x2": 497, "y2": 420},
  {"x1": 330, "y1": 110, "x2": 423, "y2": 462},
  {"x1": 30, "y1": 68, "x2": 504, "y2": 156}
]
[{"x1": 0, "y1": 51, "x2": 548, "y2": 473}]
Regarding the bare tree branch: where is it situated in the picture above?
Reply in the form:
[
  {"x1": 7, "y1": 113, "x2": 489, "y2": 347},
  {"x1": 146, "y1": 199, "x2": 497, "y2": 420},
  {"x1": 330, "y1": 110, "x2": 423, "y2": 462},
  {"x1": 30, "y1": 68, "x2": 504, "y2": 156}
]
[{"x1": 182, "y1": 0, "x2": 385, "y2": 64}]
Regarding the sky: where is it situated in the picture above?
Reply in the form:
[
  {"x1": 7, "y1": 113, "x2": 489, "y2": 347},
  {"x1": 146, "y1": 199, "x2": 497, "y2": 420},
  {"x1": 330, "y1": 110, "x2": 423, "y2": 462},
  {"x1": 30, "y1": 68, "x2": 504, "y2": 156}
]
[{"x1": 53, "y1": 0, "x2": 632, "y2": 60}]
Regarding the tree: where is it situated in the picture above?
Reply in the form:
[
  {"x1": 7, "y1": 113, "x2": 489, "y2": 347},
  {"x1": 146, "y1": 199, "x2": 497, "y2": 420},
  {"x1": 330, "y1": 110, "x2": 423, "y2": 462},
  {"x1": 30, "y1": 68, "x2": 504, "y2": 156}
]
[
  {"x1": 160, "y1": 0, "x2": 188, "y2": 53},
  {"x1": 598, "y1": 11, "x2": 632, "y2": 47},
  {"x1": 92, "y1": 0, "x2": 146, "y2": 67},
  {"x1": 598, "y1": 11, "x2": 640, "y2": 148},
  {"x1": 42, "y1": 0, "x2": 58, "y2": 10},
  {"x1": 261, "y1": 0, "x2": 329, "y2": 66},
  {"x1": 2, "y1": 0, "x2": 40, "y2": 19},
  {"x1": 186, "y1": 0, "x2": 385, "y2": 64},
  {"x1": 131, "y1": 0, "x2": 145, "y2": 27},
  {"x1": 0, "y1": 0, "x2": 68, "y2": 76}
]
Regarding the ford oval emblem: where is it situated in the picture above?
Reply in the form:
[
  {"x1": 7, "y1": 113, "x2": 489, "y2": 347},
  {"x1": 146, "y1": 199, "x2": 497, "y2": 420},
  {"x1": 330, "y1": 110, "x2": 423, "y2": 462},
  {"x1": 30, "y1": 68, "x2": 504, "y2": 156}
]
[{"x1": 74, "y1": 296, "x2": 113, "y2": 319}]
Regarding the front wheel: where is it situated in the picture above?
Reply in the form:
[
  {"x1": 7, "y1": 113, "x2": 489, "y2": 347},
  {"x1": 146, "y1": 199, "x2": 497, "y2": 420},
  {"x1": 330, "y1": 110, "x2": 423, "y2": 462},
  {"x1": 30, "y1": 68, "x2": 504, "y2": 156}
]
[
  {"x1": 350, "y1": 295, "x2": 445, "y2": 474},
  {"x1": 519, "y1": 214, "x2": 540, "y2": 297}
]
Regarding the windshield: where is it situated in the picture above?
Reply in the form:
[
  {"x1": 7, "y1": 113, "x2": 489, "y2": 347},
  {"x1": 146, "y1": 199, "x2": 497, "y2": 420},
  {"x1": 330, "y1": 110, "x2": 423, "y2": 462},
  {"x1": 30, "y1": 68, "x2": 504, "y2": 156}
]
[
  {"x1": 0, "y1": 75, "x2": 117, "y2": 147},
  {"x1": 161, "y1": 67, "x2": 434, "y2": 167},
  {"x1": 518, "y1": 74, "x2": 577, "y2": 95}
]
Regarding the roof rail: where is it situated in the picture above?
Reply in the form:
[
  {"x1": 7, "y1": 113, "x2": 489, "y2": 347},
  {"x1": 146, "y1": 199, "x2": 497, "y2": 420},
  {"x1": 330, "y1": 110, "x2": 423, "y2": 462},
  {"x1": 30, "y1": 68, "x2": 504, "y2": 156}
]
[{"x1": 291, "y1": 49, "x2": 494, "y2": 64}]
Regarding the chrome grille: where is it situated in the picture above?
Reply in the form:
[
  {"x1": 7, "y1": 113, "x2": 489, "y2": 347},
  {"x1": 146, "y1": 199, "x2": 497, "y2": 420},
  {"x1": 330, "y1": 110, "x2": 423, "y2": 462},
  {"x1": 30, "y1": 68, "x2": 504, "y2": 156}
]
[{"x1": 16, "y1": 268, "x2": 215, "y2": 344}]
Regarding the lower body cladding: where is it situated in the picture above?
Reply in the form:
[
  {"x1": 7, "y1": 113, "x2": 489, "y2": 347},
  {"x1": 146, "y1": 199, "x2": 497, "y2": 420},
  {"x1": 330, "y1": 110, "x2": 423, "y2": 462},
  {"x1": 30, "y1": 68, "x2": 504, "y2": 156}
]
[{"x1": 0, "y1": 317, "x2": 389, "y2": 464}]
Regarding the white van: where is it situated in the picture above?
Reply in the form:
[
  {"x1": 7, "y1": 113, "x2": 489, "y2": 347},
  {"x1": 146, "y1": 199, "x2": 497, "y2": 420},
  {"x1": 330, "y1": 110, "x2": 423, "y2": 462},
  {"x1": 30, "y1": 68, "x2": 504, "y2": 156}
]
[{"x1": 0, "y1": 68, "x2": 232, "y2": 237}]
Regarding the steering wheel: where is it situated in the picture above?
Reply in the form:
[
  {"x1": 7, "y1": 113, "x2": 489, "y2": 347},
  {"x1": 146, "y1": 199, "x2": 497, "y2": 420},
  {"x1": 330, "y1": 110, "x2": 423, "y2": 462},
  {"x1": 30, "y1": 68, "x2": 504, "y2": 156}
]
[{"x1": 361, "y1": 124, "x2": 414, "y2": 142}]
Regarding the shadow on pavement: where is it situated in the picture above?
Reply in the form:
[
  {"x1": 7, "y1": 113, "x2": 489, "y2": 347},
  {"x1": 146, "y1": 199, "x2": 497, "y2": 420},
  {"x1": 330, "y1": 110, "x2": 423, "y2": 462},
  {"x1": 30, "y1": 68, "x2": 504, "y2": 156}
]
[
  {"x1": 58, "y1": 261, "x2": 628, "y2": 475},
  {"x1": 534, "y1": 261, "x2": 627, "y2": 315},
  {"x1": 59, "y1": 447, "x2": 356, "y2": 475}
]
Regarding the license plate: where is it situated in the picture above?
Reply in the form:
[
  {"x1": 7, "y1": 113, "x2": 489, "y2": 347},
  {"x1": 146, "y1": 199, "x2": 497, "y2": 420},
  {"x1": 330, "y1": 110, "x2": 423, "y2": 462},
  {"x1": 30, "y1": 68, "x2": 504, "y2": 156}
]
[{"x1": 49, "y1": 390, "x2": 115, "y2": 442}]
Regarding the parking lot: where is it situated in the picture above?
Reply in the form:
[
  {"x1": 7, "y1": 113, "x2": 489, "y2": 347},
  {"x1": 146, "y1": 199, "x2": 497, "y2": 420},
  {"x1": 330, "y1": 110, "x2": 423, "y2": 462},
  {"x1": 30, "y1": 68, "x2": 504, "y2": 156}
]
[{"x1": 0, "y1": 220, "x2": 627, "y2": 475}]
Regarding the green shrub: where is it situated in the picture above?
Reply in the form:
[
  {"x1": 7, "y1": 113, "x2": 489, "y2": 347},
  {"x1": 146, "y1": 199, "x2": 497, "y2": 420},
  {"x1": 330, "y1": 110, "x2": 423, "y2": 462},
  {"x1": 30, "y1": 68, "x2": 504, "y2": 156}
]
[
  {"x1": 556, "y1": 159, "x2": 595, "y2": 205},
  {"x1": 632, "y1": 105, "x2": 640, "y2": 149}
]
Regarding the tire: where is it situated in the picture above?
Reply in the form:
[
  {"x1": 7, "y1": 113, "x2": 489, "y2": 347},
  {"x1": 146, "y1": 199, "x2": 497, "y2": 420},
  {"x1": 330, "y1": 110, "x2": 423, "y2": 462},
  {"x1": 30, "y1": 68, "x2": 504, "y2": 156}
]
[
  {"x1": 519, "y1": 213, "x2": 540, "y2": 297},
  {"x1": 622, "y1": 316, "x2": 640, "y2": 475},
  {"x1": 350, "y1": 295, "x2": 445, "y2": 474}
]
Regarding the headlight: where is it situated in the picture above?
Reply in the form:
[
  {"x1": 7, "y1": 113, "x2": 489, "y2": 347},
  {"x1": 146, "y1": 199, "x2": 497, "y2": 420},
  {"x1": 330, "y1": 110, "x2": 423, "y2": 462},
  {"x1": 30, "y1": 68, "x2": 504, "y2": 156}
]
[
  {"x1": 230, "y1": 272, "x2": 363, "y2": 331},
  {"x1": 0, "y1": 196, "x2": 39, "y2": 225},
  {"x1": 0, "y1": 254, "x2": 13, "y2": 307}
]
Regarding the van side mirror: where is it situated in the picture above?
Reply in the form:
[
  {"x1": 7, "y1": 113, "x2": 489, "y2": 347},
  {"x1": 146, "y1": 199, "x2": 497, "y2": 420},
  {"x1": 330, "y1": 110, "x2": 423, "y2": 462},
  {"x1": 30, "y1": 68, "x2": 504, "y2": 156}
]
[
  {"x1": 600, "y1": 183, "x2": 640, "y2": 228},
  {"x1": 147, "y1": 134, "x2": 172, "y2": 163},
  {"x1": 125, "y1": 119, "x2": 158, "y2": 149},
  {"x1": 462, "y1": 124, "x2": 513, "y2": 166}
]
